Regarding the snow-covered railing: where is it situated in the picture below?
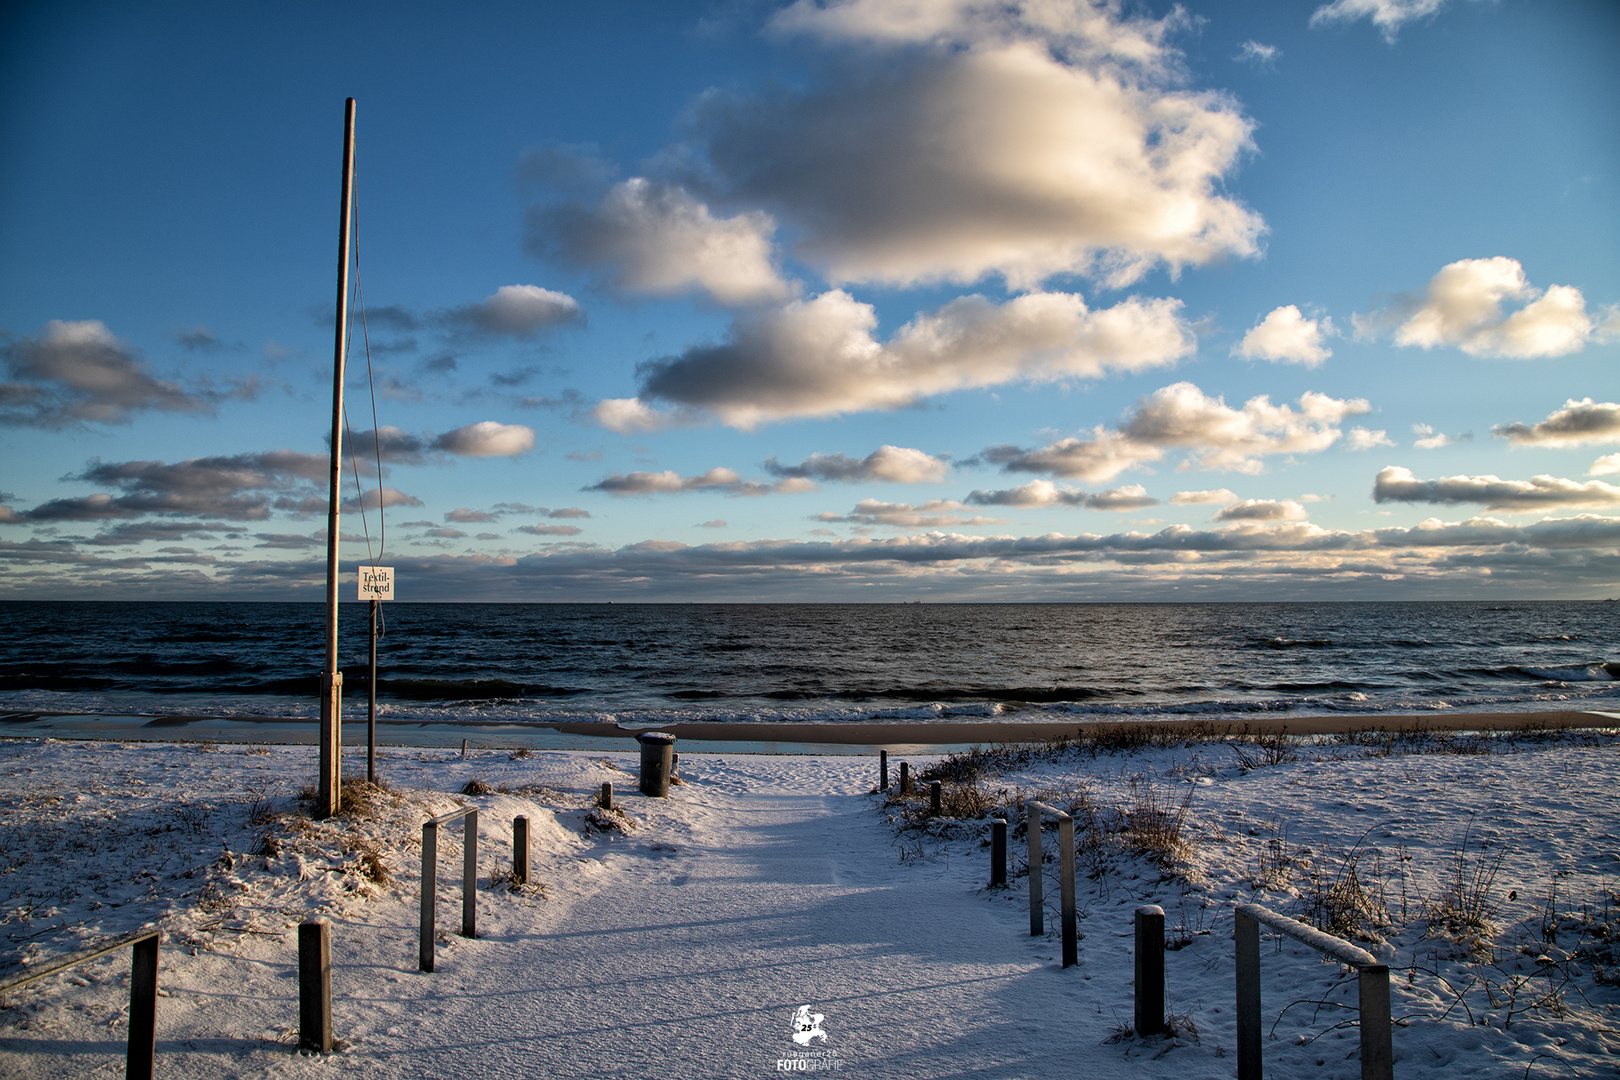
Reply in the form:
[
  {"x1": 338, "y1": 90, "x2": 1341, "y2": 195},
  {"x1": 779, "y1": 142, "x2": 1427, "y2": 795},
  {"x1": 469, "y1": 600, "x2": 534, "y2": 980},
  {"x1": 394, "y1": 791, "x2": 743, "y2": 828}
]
[
  {"x1": 1024, "y1": 800, "x2": 1078, "y2": 968},
  {"x1": 0, "y1": 926, "x2": 160, "y2": 1079},
  {"x1": 420, "y1": 806, "x2": 478, "y2": 973},
  {"x1": 1234, "y1": 903, "x2": 1392, "y2": 1080}
]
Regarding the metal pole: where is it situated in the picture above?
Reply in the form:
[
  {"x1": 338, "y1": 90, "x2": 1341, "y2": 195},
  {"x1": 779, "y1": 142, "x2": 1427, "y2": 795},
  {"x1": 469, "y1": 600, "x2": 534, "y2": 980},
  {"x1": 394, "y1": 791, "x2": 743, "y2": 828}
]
[
  {"x1": 461, "y1": 809, "x2": 477, "y2": 938},
  {"x1": 1027, "y1": 805, "x2": 1044, "y2": 936},
  {"x1": 367, "y1": 597, "x2": 377, "y2": 784},
  {"x1": 1135, "y1": 905, "x2": 1165, "y2": 1035},
  {"x1": 1358, "y1": 965, "x2": 1394, "y2": 1080},
  {"x1": 1058, "y1": 816, "x2": 1077, "y2": 968},
  {"x1": 318, "y1": 96, "x2": 356, "y2": 821},
  {"x1": 419, "y1": 821, "x2": 437, "y2": 972},
  {"x1": 126, "y1": 933, "x2": 159, "y2": 1080},
  {"x1": 1235, "y1": 908, "x2": 1261, "y2": 1079}
]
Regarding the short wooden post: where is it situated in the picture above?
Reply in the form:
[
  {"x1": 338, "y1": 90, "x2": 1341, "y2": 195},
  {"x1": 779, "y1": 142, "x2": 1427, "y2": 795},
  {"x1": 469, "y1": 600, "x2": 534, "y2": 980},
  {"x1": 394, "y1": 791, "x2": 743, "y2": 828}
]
[
  {"x1": 460, "y1": 739, "x2": 467, "y2": 758},
  {"x1": 990, "y1": 818, "x2": 1007, "y2": 887},
  {"x1": 419, "y1": 820, "x2": 438, "y2": 972},
  {"x1": 898, "y1": 761, "x2": 911, "y2": 795},
  {"x1": 929, "y1": 780, "x2": 942, "y2": 816},
  {"x1": 880, "y1": 749, "x2": 888, "y2": 791},
  {"x1": 298, "y1": 918, "x2": 333, "y2": 1053},
  {"x1": 512, "y1": 815, "x2": 529, "y2": 886},
  {"x1": 1359, "y1": 965, "x2": 1394, "y2": 1080},
  {"x1": 1058, "y1": 816, "x2": 1077, "y2": 968},
  {"x1": 1235, "y1": 907, "x2": 1261, "y2": 1079},
  {"x1": 600, "y1": 781, "x2": 613, "y2": 809},
  {"x1": 127, "y1": 933, "x2": 159, "y2": 1080},
  {"x1": 1027, "y1": 804, "x2": 1044, "y2": 936},
  {"x1": 461, "y1": 809, "x2": 478, "y2": 938},
  {"x1": 1134, "y1": 905, "x2": 1165, "y2": 1036}
]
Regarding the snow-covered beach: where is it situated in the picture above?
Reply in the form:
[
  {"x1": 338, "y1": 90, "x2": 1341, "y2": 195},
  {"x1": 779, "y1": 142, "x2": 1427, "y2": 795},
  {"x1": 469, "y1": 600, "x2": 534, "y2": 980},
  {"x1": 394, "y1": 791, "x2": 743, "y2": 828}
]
[{"x1": 3, "y1": 720, "x2": 1619, "y2": 1078}]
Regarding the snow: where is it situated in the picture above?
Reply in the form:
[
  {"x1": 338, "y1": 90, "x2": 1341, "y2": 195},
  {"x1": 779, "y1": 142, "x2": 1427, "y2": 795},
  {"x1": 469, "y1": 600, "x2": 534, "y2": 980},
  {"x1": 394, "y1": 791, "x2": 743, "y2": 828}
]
[{"x1": 1, "y1": 729, "x2": 1618, "y2": 1078}]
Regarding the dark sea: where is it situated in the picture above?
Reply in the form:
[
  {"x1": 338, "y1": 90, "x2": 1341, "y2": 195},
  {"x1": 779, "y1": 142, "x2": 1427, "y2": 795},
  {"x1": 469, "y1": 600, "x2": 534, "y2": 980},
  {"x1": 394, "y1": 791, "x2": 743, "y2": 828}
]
[{"x1": 1, "y1": 601, "x2": 1617, "y2": 728}]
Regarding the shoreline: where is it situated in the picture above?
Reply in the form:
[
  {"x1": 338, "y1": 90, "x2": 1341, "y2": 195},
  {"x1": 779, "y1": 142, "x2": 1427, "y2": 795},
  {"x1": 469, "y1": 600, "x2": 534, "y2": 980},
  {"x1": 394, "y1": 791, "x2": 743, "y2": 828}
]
[{"x1": 2, "y1": 707, "x2": 1615, "y2": 755}]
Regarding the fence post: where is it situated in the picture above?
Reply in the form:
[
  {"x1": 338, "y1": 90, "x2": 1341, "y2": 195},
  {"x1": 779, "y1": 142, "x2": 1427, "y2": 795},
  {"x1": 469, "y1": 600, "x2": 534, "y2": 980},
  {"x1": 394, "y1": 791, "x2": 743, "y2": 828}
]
[
  {"x1": 513, "y1": 815, "x2": 529, "y2": 886},
  {"x1": 127, "y1": 933, "x2": 159, "y2": 1080},
  {"x1": 899, "y1": 761, "x2": 911, "y2": 795},
  {"x1": 990, "y1": 818, "x2": 1007, "y2": 887},
  {"x1": 1358, "y1": 965, "x2": 1394, "y2": 1080},
  {"x1": 462, "y1": 809, "x2": 478, "y2": 938},
  {"x1": 419, "y1": 820, "x2": 438, "y2": 972},
  {"x1": 929, "y1": 780, "x2": 942, "y2": 816},
  {"x1": 600, "y1": 781, "x2": 612, "y2": 810},
  {"x1": 298, "y1": 918, "x2": 333, "y2": 1053},
  {"x1": 880, "y1": 750, "x2": 888, "y2": 791},
  {"x1": 1027, "y1": 804, "x2": 1044, "y2": 936},
  {"x1": 1134, "y1": 905, "x2": 1165, "y2": 1036},
  {"x1": 1235, "y1": 907, "x2": 1261, "y2": 1079},
  {"x1": 1058, "y1": 815, "x2": 1077, "y2": 968}
]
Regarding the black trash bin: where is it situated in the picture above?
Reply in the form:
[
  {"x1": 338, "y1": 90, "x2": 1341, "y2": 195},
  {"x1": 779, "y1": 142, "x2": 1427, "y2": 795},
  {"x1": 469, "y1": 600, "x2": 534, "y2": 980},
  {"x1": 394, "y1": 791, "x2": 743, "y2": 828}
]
[{"x1": 636, "y1": 731, "x2": 677, "y2": 797}]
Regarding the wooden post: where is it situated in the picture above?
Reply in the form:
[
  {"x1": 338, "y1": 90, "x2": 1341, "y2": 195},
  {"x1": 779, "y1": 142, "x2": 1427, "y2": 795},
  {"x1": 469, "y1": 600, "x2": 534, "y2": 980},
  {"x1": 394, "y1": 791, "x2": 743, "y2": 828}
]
[
  {"x1": 126, "y1": 933, "x2": 159, "y2": 1080},
  {"x1": 367, "y1": 598, "x2": 378, "y2": 784},
  {"x1": 990, "y1": 818, "x2": 1007, "y2": 887},
  {"x1": 513, "y1": 815, "x2": 529, "y2": 886},
  {"x1": 1235, "y1": 907, "x2": 1261, "y2": 1079},
  {"x1": 600, "y1": 781, "x2": 613, "y2": 810},
  {"x1": 298, "y1": 918, "x2": 333, "y2": 1053},
  {"x1": 929, "y1": 780, "x2": 942, "y2": 816},
  {"x1": 419, "y1": 820, "x2": 437, "y2": 972},
  {"x1": 1058, "y1": 816, "x2": 1077, "y2": 968},
  {"x1": 1027, "y1": 804, "x2": 1044, "y2": 936},
  {"x1": 461, "y1": 809, "x2": 478, "y2": 938},
  {"x1": 1359, "y1": 965, "x2": 1394, "y2": 1080},
  {"x1": 880, "y1": 750, "x2": 888, "y2": 791},
  {"x1": 898, "y1": 761, "x2": 911, "y2": 795},
  {"x1": 1134, "y1": 905, "x2": 1165, "y2": 1036},
  {"x1": 460, "y1": 739, "x2": 467, "y2": 759}
]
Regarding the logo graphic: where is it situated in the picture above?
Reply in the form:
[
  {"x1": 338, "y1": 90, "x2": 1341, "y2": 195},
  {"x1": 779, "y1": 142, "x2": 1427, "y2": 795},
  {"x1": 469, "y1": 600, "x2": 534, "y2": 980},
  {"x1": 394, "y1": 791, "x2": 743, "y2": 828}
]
[{"x1": 790, "y1": 1005, "x2": 827, "y2": 1046}]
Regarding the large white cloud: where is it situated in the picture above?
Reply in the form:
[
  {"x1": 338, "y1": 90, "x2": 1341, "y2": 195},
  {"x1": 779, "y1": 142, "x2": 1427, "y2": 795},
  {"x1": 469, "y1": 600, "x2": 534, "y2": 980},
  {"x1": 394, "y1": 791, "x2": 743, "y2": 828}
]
[
  {"x1": 619, "y1": 289, "x2": 1193, "y2": 429},
  {"x1": 1493, "y1": 399, "x2": 1620, "y2": 447},
  {"x1": 1232, "y1": 305, "x2": 1332, "y2": 366},
  {"x1": 1372, "y1": 465, "x2": 1620, "y2": 512},
  {"x1": 440, "y1": 285, "x2": 583, "y2": 337},
  {"x1": 1215, "y1": 499, "x2": 1308, "y2": 522},
  {"x1": 983, "y1": 381, "x2": 1369, "y2": 482},
  {"x1": 689, "y1": 6, "x2": 1263, "y2": 290},
  {"x1": 1374, "y1": 258, "x2": 1606, "y2": 359},
  {"x1": 764, "y1": 445, "x2": 948, "y2": 484},
  {"x1": 432, "y1": 421, "x2": 536, "y2": 458}
]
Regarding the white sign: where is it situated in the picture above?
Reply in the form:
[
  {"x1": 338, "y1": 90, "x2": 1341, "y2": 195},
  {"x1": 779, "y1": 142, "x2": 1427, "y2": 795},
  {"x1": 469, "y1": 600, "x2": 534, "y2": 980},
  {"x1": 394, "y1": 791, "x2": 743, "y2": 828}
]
[{"x1": 358, "y1": 565, "x2": 394, "y2": 601}]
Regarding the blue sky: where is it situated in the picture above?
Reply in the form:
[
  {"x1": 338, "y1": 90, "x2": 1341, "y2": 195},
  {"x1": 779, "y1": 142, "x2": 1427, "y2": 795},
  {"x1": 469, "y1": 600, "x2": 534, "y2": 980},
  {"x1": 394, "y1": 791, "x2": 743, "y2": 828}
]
[{"x1": 2, "y1": 0, "x2": 1617, "y2": 601}]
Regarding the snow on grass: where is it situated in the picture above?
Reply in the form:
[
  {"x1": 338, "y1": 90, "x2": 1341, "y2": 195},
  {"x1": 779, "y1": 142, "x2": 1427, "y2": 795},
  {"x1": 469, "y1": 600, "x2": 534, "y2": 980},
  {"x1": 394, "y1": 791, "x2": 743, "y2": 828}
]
[{"x1": 0, "y1": 729, "x2": 1617, "y2": 1077}]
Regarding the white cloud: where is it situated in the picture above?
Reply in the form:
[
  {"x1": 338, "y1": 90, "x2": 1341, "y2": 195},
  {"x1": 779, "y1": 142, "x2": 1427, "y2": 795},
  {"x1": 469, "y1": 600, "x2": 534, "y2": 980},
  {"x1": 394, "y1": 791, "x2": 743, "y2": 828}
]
[
  {"x1": 343, "y1": 487, "x2": 424, "y2": 512},
  {"x1": 528, "y1": 179, "x2": 790, "y2": 305},
  {"x1": 1234, "y1": 41, "x2": 1280, "y2": 67},
  {"x1": 983, "y1": 381, "x2": 1369, "y2": 482},
  {"x1": 586, "y1": 467, "x2": 813, "y2": 497},
  {"x1": 1377, "y1": 257, "x2": 1602, "y2": 358},
  {"x1": 441, "y1": 285, "x2": 583, "y2": 337},
  {"x1": 1310, "y1": 0, "x2": 1482, "y2": 43},
  {"x1": 624, "y1": 289, "x2": 1194, "y2": 429},
  {"x1": 1411, "y1": 423, "x2": 1451, "y2": 450},
  {"x1": 764, "y1": 445, "x2": 948, "y2": 484},
  {"x1": 590, "y1": 398, "x2": 703, "y2": 435},
  {"x1": 691, "y1": 2, "x2": 1263, "y2": 290},
  {"x1": 965, "y1": 480, "x2": 1087, "y2": 508},
  {"x1": 516, "y1": 523, "x2": 583, "y2": 537},
  {"x1": 1215, "y1": 498, "x2": 1308, "y2": 522},
  {"x1": 1170, "y1": 488, "x2": 1237, "y2": 505},
  {"x1": 822, "y1": 498, "x2": 1000, "y2": 528},
  {"x1": 1493, "y1": 399, "x2": 1620, "y2": 447},
  {"x1": 1373, "y1": 465, "x2": 1620, "y2": 512},
  {"x1": 1345, "y1": 427, "x2": 1395, "y2": 451},
  {"x1": 1084, "y1": 484, "x2": 1157, "y2": 511},
  {"x1": 431, "y1": 422, "x2": 536, "y2": 457},
  {"x1": 1233, "y1": 305, "x2": 1332, "y2": 366},
  {"x1": 1591, "y1": 454, "x2": 1620, "y2": 477}
]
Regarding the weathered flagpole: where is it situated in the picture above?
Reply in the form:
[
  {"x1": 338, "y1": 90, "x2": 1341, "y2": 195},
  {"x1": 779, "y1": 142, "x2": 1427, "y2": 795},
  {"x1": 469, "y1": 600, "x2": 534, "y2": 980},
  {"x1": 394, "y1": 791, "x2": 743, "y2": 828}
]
[{"x1": 319, "y1": 97, "x2": 356, "y2": 820}]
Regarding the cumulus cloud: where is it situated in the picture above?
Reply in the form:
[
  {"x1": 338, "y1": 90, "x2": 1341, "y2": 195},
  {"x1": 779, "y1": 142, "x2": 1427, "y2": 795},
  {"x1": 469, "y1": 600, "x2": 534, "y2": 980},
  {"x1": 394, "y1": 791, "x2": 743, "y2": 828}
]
[
  {"x1": 1345, "y1": 427, "x2": 1395, "y2": 451},
  {"x1": 1215, "y1": 498, "x2": 1308, "y2": 522},
  {"x1": 590, "y1": 398, "x2": 705, "y2": 435},
  {"x1": 528, "y1": 179, "x2": 790, "y2": 305},
  {"x1": 763, "y1": 445, "x2": 948, "y2": 484},
  {"x1": 1084, "y1": 484, "x2": 1158, "y2": 511},
  {"x1": 1, "y1": 319, "x2": 226, "y2": 427},
  {"x1": 1372, "y1": 465, "x2": 1620, "y2": 512},
  {"x1": 517, "y1": 523, "x2": 583, "y2": 537},
  {"x1": 678, "y1": 3, "x2": 1263, "y2": 292},
  {"x1": 621, "y1": 289, "x2": 1193, "y2": 429},
  {"x1": 446, "y1": 508, "x2": 499, "y2": 524},
  {"x1": 439, "y1": 285, "x2": 583, "y2": 337},
  {"x1": 1233, "y1": 305, "x2": 1332, "y2": 366},
  {"x1": 1170, "y1": 488, "x2": 1237, "y2": 505},
  {"x1": 963, "y1": 479, "x2": 1156, "y2": 511},
  {"x1": 586, "y1": 467, "x2": 814, "y2": 498},
  {"x1": 344, "y1": 422, "x2": 535, "y2": 464},
  {"x1": 1310, "y1": 0, "x2": 1482, "y2": 43},
  {"x1": 1411, "y1": 424, "x2": 1452, "y2": 450},
  {"x1": 1591, "y1": 455, "x2": 1620, "y2": 477},
  {"x1": 16, "y1": 452, "x2": 329, "y2": 521},
  {"x1": 984, "y1": 381, "x2": 1369, "y2": 482},
  {"x1": 821, "y1": 498, "x2": 1000, "y2": 528},
  {"x1": 431, "y1": 421, "x2": 536, "y2": 458},
  {"x1": 1369, "y1": 258, "x2": 1606, "y2": 358},
  {"x1": 342, "y1": 488, "x2": 424, "y2": 512},
  {"x1": 1493, "y1": 399, "x2": 1620, "y2": 447}
]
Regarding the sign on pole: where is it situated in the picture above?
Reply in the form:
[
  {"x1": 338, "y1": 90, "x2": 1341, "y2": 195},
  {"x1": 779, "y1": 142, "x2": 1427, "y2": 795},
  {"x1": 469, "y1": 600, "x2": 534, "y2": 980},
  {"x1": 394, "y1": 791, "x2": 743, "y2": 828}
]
[{"x1": 358, "y1": 566, "x2": 394, "y2": 601}]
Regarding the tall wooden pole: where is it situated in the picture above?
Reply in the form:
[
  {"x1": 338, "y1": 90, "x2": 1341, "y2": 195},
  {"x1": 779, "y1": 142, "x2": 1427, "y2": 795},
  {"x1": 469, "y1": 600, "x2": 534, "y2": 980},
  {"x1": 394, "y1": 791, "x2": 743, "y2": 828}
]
[{"x1": 319, "y1": 97, "x2": 356, "y2": 820}]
